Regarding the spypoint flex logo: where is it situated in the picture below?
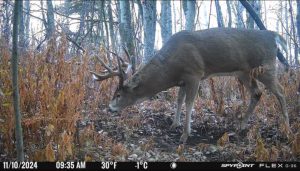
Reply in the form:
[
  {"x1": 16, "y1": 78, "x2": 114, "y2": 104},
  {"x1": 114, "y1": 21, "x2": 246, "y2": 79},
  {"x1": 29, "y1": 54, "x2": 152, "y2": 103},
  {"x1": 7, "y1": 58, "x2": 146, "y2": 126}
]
[{"x1": 221, "y1": 162, "x2": 255, "y2": 169}]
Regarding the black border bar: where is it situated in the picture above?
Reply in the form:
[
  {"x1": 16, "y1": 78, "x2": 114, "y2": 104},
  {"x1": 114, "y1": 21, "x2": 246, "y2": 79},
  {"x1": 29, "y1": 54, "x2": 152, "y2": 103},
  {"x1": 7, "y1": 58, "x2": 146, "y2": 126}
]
[{"x1": 1, "y1": 162, "x2": 299, "y2": 171}]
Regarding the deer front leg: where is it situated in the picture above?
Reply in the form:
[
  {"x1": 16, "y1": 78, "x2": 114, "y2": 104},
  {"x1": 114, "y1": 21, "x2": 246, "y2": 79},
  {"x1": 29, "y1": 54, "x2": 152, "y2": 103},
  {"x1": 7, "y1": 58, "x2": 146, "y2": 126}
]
[
  {"x1": 180, "y1": 80, "x2": 200, "y2": 143},
  {"x1": 238, "y1": 76, "x2": 262, "y2": 130},
  {"x1": 170, "y1": 87, "x2": 186, "y2": 129}
]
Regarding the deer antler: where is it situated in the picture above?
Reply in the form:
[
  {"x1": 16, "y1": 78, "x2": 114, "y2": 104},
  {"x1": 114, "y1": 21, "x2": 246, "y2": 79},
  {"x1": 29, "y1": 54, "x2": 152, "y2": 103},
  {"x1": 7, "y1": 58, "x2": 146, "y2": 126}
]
[
  {"x1": 122, "y1": 45, "x2": 131, "y2": 62},
  {"x1": 90, "y1": 53, "x2": 126, "y2": 87}
]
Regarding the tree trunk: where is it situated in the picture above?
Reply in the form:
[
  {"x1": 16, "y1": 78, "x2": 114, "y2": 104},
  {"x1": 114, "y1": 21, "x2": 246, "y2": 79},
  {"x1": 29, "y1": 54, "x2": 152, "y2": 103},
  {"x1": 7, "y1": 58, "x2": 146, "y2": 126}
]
[
  {"x1": 173, "y1": 0, "x2": 177, "y2": 32},
  {"x1": 215, "y1": 0, "x2": 224, "y2": 27},
  {"x1": 296, "y1": 0, "x2": 300, "y2": 65},
  {"x1": 142, "y1": 0, "x2": 156, "y2": 63},
  {"x1": 3, "y1": 0, "x2": 11, "y2": 42},
  {"x1": 19, "y1": 1, "x2": 24, "y2": 50},
  {"x1": 289, "y1": 0, "x2": 299, "y2": 65},
  {"x1": 12, "y1": 0, "x2": 24, "y2": 161},
  {"x1": 183, "y1": 0, "x2": 196, "y2": 30},
  {"x1": 236, "y1": 1, "x2": 245, "y2": 28},
  {"x1": 120, "y1": 0, "x2": 135, "y2": 71},
  {"x1": 208, "y1": 0, "x2": 213, "y2": 28},
  {"x1": 285, "y1": 1, "x2": 291, "y2": 63},
  {"x1": 108, "y1": 0, "x2": 115, "y2": 50},
  {"x1": 160, "y1": 1, "x2": 172, "y2": 45},
  {"x1": 101, "y1": 1, "x2": 112, "y2": 66},
  {"x1": 246, "y1": 0, "x2": 255, "y2": 29},
  {"x1": 264, "y1": 0, "x2": 267, "y2": 28},
  {"x1": 46, "y1": 0, "x2": 55, "y2": 40},
  {"x1": 24, "y1": 0, "x2": 30, "y2": 48},
  {"x1": 246, "y1": 0, "x2": 261, "y2": 29},
  {"x1": 226, "y1": 0, "x2": 232, "y2": 28},
  {"x1": 136, "y1": 0, "x2": 143, "y2": 24},
  {"x1": 76, "y1": 1, "x2": 86, "y2": 43}
]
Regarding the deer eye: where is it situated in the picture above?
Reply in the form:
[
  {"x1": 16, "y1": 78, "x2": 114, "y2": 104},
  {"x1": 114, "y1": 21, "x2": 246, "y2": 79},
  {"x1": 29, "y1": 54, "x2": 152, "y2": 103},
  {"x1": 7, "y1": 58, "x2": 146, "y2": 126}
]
[{"x1": 116, "y1": 94, "x2": 121, "y2": 98}]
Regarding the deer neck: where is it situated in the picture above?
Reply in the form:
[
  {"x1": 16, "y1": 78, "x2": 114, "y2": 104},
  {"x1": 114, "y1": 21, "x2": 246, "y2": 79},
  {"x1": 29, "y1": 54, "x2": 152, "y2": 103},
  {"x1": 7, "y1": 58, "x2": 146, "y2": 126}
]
[{"x1": 129, "y1": 57, "x2": 176, "y2": 98}]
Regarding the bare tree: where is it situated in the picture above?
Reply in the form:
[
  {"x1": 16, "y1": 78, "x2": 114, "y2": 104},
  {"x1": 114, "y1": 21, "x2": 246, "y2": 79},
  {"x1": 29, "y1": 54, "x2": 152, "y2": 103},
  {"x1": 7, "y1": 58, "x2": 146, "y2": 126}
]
[
  {"x1": 2, "y1": 0, "x2": 11, "y2": 42},
  {"x1": 226, "y1": 0, "x2": 232, "y2": 28},
  {"x1": 183, "y1": 0, "x2": 196, "y2": 31},
  {"x1": 46, "y1": 0, "x2": 55, "y2": 40},
  {"x1": 24, "y1": 0, "x2": 30, "y2": 48},
  {"x1": 235, "y1": 1, "x2": 245, "y2": 28},
  {"x1": 296, "y1": 0, "x2": 300, "y2": 65},
  {"x1": 108, "y1": 0, "x2": 115, "y2": 50},
  {"x1": 288, "y1": 0, "x2": 299, "y2": 65},
  {"x1": 18, "y1": 1, "x2": 24, "y2": 50},
  {"x1": 160, "y1": 1, "x2": 172, "y2": 45},
  {"x1": 246, "y1": 0, "x2": 261, "y2": 29},
  {"x1": 12, "y1": 0, "x2": 24, "y2": 161},
  {"x1": 142, "y1": 0, "x2": 156, "y2": 63},
  {"x1": 120, "y1": 0, "x2": 135, "y2": 71},
  {"x1": 215, "y1": 0, "x2": 224, "y2": 27}
]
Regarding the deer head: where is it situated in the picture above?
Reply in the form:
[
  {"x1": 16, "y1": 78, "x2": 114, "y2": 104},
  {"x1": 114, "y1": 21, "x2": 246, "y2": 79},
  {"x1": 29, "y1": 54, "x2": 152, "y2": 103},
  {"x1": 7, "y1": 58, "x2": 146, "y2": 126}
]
[{"x1": 90, "y1": 48, "x2": 138, "y2": 112}]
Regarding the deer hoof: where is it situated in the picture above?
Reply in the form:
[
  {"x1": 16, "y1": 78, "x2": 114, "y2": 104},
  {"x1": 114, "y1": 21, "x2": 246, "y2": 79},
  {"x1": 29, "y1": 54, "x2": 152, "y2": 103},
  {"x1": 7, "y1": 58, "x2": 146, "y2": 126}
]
[{"x1": 179, "y1": 133, "x2": 188, "y2": 143}]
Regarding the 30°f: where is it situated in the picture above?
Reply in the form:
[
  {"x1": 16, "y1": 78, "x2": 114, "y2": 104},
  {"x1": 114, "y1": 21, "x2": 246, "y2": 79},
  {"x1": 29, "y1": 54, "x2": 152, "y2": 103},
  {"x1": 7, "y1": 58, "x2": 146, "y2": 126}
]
[
  {"x1": 136, "y1": 161, "x2": 148, "y2": 169},
  {"x1": 101, "y1": 162, "x2": 117, "y2": 169}
]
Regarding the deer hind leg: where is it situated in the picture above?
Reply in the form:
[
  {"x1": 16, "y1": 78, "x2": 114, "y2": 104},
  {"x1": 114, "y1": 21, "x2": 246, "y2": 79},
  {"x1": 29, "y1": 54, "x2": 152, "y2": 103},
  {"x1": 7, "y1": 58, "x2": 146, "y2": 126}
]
[
  {"x1": 257, "y1": 71, "x2": 290, "y2": 129},
  {"x1": 171, "y1": 86, "x2": 186, "y2": 129},
  {"x1": 238, "y1": 74, "x2": 262, "y2": 129},
  {"x1": 179, "y1": 79, "x2": 200, "y2": 143}
]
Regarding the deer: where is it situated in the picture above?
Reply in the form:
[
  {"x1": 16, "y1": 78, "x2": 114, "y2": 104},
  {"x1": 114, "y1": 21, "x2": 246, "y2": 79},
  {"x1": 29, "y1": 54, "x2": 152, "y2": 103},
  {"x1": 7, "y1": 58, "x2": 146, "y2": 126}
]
[{"x1": 91, "y1": 28, "x2": 290, "y2": 143}]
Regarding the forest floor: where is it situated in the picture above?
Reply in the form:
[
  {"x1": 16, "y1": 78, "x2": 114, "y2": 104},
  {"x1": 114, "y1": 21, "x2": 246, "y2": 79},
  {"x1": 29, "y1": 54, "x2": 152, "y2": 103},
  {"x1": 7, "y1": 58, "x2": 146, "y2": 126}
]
[{"x1": 78, "y1": 90, "x2": 300, "y2": 162}]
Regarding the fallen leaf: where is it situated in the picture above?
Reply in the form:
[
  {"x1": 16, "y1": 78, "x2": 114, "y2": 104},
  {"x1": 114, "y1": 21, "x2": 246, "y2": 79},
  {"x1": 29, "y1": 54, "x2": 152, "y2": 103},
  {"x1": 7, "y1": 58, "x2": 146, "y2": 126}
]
[
  {"x1": 45, "y1": 143, "x2": 55, "y2": 161},
  {"x1": 255, "y1": 138, "x2": 269, "y2": 161},
  {"x1": 292, "y1": 133, "x2": 300, "y2": 157},
  {"x1": 217, "y1": 132, "x2": 229, "y2": 147},
  {"x1": 45, "y1": 124, "x2": 55, "y2": 136}
]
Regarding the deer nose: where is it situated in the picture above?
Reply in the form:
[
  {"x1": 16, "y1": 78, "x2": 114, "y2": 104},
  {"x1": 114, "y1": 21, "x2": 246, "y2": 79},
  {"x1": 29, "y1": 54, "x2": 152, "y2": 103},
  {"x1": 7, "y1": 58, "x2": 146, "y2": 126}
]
[{"x1": 108, "y1": 104, "x2": 118, "y2": 112}]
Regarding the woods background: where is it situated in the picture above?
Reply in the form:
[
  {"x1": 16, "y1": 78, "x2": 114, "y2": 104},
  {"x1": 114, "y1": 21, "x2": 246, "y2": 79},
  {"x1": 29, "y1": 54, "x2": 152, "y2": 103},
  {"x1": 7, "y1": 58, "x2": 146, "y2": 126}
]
[{"x1": 0, "y1": 0, "x2": 300, "y2": 162}]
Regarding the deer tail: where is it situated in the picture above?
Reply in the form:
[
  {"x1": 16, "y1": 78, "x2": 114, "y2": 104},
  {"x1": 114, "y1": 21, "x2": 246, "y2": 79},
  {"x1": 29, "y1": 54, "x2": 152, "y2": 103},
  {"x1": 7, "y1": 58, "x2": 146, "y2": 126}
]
[
  {"x1": 275, "y1": 34, "x2": 287, "y2": 54},
  {"x1": 273, "y1": 32, "x2": 289, "y2": 70}
]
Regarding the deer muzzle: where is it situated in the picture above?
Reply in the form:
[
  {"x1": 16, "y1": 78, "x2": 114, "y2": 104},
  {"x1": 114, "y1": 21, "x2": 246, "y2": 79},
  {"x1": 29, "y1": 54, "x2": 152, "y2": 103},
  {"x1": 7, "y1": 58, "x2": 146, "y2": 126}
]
[{"x1": 108, "y1": 104, "x2": 119, "y2": 112}]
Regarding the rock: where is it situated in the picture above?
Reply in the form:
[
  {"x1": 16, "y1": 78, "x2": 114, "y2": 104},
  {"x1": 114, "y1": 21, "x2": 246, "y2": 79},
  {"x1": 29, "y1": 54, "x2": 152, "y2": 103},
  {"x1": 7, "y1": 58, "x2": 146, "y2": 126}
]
[
  {"x1": 148, "y1": 158, "x2": 156, "y2": 162},
  {"x1": 128, "y1": 154, "x2": 138, "y2": 160},
  {"x1": 146, "y1": 152, "x2": 151, "y2": 158},
  {"x1": 207, "y1": 145, "x2": 218, "y2": 153},
  {"x1": 133, "y1": 147, "x2": 143, "y2": 156},
  {"x1": 132, "y1": 133, "x2": 139, "y2": 138},
  {"x1": 194, "y1": 151, "x2": 203, "y2": 156}
]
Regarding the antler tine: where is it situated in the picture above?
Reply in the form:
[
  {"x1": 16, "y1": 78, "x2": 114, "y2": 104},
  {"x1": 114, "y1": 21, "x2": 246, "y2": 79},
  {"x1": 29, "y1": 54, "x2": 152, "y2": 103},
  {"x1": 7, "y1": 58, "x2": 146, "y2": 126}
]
[
  {"x1": 96, "y1": 55, "x2": 116, "y2": 74},
  {"x1": 122, "y1": 45, "x2": 131, "y2": 62},
  {"x1": 109, "y1": 50, "x2": 128, "y2": 68},
  {"x1": 90, "y1": 49, "x2": 129, "y2": 86},
  {"x1": 116, "y1": 54, "x2": 125, "y2": 87},
  {"x1": 89, "y1": 70, "x2": 119, "y2": 81},
  {"x1": 90, "y1": 54, "x2": 120, "y2": 81}
]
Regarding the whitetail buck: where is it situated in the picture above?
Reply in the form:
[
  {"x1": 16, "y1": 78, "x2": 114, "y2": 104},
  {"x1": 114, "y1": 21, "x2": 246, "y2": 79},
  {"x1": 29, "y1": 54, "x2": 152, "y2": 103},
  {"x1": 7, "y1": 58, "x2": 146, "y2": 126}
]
[{"x1": 91, "y1": 28, "x2": 290, "y2": 143}]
